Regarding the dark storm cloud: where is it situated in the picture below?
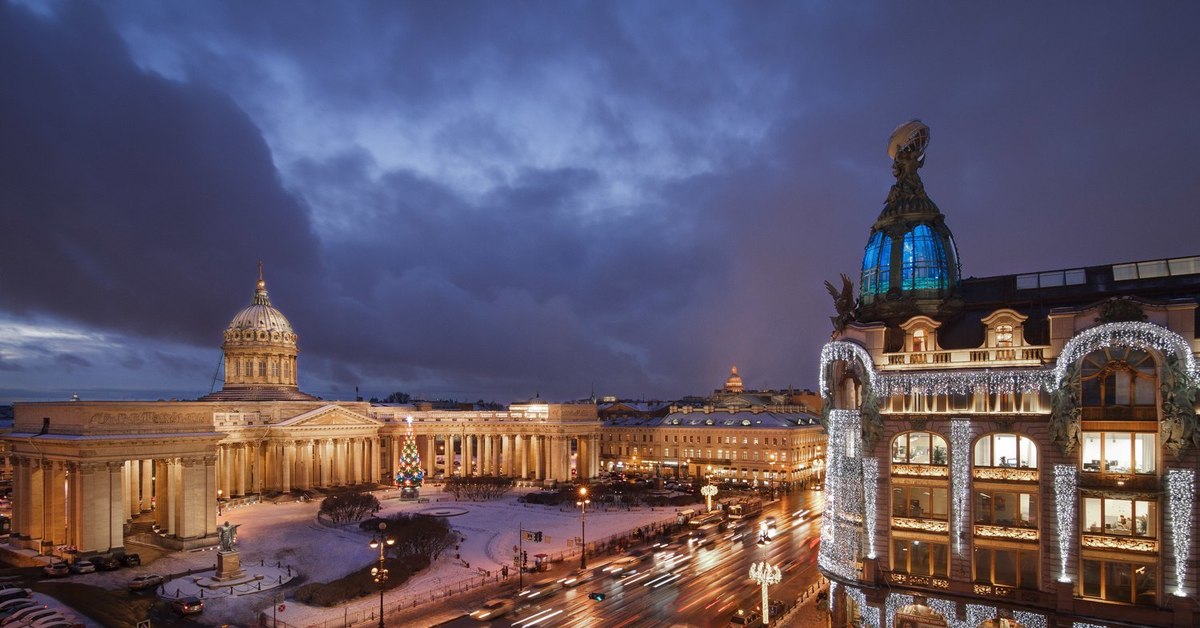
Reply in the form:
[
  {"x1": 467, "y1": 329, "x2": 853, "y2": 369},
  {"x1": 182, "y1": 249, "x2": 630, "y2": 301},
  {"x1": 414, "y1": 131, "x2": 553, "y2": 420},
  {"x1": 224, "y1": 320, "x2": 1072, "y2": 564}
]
[
  {"x1": 0, "y1": 1, "x2": 319, "y2": 344},
  {"x1": 2, "y1": 1, "x2": 1198, "y2": 403}
]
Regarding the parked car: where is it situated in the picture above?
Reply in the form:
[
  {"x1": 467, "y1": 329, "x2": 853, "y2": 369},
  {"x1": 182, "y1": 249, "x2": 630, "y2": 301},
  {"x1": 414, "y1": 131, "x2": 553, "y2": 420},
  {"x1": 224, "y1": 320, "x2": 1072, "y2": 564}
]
[
  {"x1": 0, "y1": 591, "x2": 31, "y2": 605},
  {"x1": 171, "y1": 597, "x2": 204, "y2": 616},
  {"x1": 128, "y1": 574, "x2": 164, "y2": 592},
  {"x1": 0, "y1": 600, "x2": 37, "y2": 618},
  {"x1": 2, "y1": 606, "x2": 51, "y2": 626},
  {"x1": 26, "y1": 613, "x2": 71, "y2": 628},
  {"x1": 41, "y1": 562, "x2": 68, "y2": 578},
  {"x1": 119, "y1": 554, "x2": 141, "y2": 567},
  {"x1": 67, "y1": 561, "x2": 95, "y2": 575},
  {"x1": 91, "y1": 555, "x2": 120, "y2": 571},
  {"x1": 468, "y1": 597, "x2": 514, "y2": 621}
]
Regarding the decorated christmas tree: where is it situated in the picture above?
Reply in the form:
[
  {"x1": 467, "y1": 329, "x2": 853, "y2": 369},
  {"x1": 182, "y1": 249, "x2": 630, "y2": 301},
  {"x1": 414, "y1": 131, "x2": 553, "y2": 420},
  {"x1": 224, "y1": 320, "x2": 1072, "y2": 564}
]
[{"x1": 395, "y1": 416, "x2": 424, "y2": 498}]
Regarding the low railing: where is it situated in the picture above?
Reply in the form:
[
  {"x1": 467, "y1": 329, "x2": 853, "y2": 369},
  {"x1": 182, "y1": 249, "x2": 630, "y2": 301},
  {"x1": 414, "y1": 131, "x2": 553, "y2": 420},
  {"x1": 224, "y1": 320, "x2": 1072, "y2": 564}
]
[
  {"x1": 891, "y1": 463, "x2": 949, "y2": 478},
  {"x1": 881, "y1": 571, "x2": 950, "y2": 590},
  {"x1": 973, "y1": 524, "x2": 1038, "y2": 541},
  {"x1": 972, "y1": 467, "x2": 1038, "y2": 483}
]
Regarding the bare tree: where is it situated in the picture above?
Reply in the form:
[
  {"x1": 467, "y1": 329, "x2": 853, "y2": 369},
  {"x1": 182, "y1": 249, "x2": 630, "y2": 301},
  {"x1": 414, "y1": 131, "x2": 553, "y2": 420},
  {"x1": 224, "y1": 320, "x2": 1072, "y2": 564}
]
[{"x1": 319, "y1": 491, "x2": 381, "y2": 524}]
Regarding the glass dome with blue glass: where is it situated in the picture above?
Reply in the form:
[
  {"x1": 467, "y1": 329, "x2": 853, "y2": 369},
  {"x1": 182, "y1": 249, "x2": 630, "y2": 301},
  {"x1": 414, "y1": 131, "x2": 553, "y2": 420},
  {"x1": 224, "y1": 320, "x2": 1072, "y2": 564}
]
[{"x1": 857, "y1": 120, "x2": 962, "y2": 324}]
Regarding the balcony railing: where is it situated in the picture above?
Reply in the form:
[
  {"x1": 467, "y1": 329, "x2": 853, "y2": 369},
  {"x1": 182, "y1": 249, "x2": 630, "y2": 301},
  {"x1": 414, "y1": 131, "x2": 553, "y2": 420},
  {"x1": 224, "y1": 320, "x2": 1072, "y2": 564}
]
[
  {"x1": 891, "y1": 464, "x2": 949, "y2": 478},
  {"x1": 972, "y1": 467, "x2": 1039, "y2": 483},
  {"x1": 1080, "y1": 534, "x2": 1159, "y2": 554},
  {"x1": 882, "y1": 347, "x2": 1045, "y2": 368},
  {"x1": 973, "y1": 524, "x2": 1038, "y2": 542},
  {"x1": 881, "y1": 571, "x2": 950, "y2": 591},
  {"x1": 892, "y1": 517, "x2": 950, "y2": 534}
]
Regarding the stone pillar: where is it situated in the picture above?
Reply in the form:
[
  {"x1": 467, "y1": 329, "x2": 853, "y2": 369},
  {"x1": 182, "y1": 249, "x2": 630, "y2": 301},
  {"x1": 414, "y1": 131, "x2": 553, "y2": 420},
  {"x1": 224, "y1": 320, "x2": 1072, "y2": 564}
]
[
  {"x1": 389, "y1": 436, "x2": 400, "y2": 479},
  {"x1": 27, "y1": 459, "x2": 45, "y2": 545},
  {"x1": 518, "y1": 434, "x2": 528, "y2": 479},
  {"x1": 370, "y1": 437, "x2": 381, "y2": 484},
  {"x1": 498, "y1": 434, "x2": 509, "y2": 476},
  {"x1": 73, "y1": 462, "x2": 112, "y2": 553},
  {"x1": 282, "y1": 442, "x2": 294, "y2": 493},
  {"x1": 464, "y1": 435, "x2": 474, "y2": 477},
  {"x1": 174, "y1": 457, "x2": 211, "y2": 541},
  {"x1": 482, "y1": 435, "x2": 492, "y2": 475},
  {"x1": 125, "y1": 461, "x2": 136, "y2": 519},
  {"x1": 531, "y1": 435, "x2": 542, "y2": 480},
  {"x1": 425, "y1": 435, "x2": 437, "y2": 477},
  {"x1": 576, "y1": 437, "x2": 586, "y2": 481},
  {"x1": 154, "y1": 459, "x2": 170, "y2": 530},
  {"x1": 47, "y1": 461, "x2": 67, "y2": 545},
  {"x1": 9, "y1": 458, "x2": 25, "y2": 541},
  {"x1": 234, "y1": 445, "x2": 247, "y2": 497},
  {"x1": 547, "y1": 437, "x2": 559, "y2": 482},
  {"x1": 321, "y1": 440, "x2": 332, "y2": 487},
  {"x1": 141, "y1": 459, "x2": 154, "y2": 511}
]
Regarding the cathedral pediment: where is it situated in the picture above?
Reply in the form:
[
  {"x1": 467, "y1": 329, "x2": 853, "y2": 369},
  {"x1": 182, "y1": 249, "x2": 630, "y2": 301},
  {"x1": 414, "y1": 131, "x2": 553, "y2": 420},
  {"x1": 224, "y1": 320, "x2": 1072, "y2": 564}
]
[{"x1": 276, "y1": 405, "x2": 381, "y2": 428}]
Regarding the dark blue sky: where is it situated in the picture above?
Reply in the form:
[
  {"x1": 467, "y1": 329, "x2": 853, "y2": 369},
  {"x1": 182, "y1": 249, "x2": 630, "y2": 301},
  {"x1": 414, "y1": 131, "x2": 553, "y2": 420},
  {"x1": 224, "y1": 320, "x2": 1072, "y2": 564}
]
[{"x1": 1, "y1": 1, "x2": 1198, "y2": 404}]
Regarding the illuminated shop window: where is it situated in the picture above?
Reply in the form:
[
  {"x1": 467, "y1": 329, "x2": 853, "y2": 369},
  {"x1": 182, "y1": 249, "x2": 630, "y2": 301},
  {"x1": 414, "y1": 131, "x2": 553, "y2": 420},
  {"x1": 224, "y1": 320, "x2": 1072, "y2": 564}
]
[
  {"x1": 892, "y1": 539, "x2": 948, "y2": 577},
  {"x1": 893, "y1": 486, "x2": 949, "y2": 520},
  {"x1": 1080, "y1": 432, "x2": 1156, "y2": 474},
  {"x1": 974, "y1": 491, "x2": 1037, "y2": 528},
  {"x1": 1082, "y1": 497, "x2": 1157, "y2": 538},
  {"x1": 1082, "y1": 559, "x2": 1157, "y2": 605},
  {"x1": 892, "y1": 432, "x2": 948, "y2": 465},
  {"x1": 974, "y1": 546, "x2": 1039, "y2": 590}
]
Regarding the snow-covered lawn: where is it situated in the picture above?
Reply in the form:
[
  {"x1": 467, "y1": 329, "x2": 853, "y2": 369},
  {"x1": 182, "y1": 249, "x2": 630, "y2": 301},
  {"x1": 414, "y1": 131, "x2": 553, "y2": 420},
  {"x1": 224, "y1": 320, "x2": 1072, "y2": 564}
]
[{"x1": 64, "y1": 485, "x2": 687, "y2": 626}]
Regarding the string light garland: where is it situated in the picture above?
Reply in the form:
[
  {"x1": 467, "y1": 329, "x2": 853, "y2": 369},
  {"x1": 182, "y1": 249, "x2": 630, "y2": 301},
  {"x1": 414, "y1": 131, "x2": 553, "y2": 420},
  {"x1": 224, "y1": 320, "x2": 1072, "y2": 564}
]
[
  {"x1": 884, "y1": 592, "x2": 913, "y2": 628},
  {"x1": 1167, "y1": 468, "x2": 1195, "y2": 597},
  {"x1": 819, "y1": 409, "x2": 866, "y2": 580},
  {"x1": 1053, "y1": 464, "x2": 1078, "y2": 582},
  {"x1": 845, "y1": 586, "x2": 879, "y2": 628},
  {"x1": 863, "y1": 457, "x2": 878, "y2": 559},
  {"x1": 1054, "y1": 321, "x2": 1198, "y2": 387},
  {"x1": 820, "y1": 341, "x2": 877, "y2": 396},
  {"x1": 1072, "y1": 623, "x2": 1108, "y2": 628},
  {"x1": 950, "y1": 419, "x2": 971, "y2": 555}
]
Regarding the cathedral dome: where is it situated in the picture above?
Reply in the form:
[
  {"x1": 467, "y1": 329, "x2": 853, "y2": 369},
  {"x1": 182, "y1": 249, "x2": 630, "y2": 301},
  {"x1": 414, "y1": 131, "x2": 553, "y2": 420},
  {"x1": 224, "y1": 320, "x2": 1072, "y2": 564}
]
[
  {"x1": 226, "y1": 278, "x2": 295, "y2": 337},
  {"x1": 857, "y1": 121, "x2": 962, "y2": 323},
  {"x1": 724, "y1": 366, "x2": 744, "y2": 393}
]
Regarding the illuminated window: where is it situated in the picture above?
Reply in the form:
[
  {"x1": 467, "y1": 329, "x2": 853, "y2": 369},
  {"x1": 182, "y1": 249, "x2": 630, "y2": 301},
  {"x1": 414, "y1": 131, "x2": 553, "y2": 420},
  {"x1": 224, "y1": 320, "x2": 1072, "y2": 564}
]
[
  {"x1": 1082, "y1": 559, "x2": 1157, "y2": 605},
  {"x1": 892, "y1": 539, "x2": 948, "y2": 577},
  {"x1": 912, "y1": 328, "x2": 926, "y2": 352},
  {"x1": 901, "y1": 224, "x2": 949, "y2": 291},
  {"x1": 1082, "y1": 497, "x2": 1157, "y2": 538},
  {"x1": 860, "y1": 230, "x2": 893, "y2": 300},
  {"x1": 1080, "y1": 432, "x2": 1156, "y2": 474},
  {"x1": 974, "y1": 491, "x2": 1037, "y2": 528},
  {"x1": 891, "y1": 432, "x2": 948, "y2": 466},
  {"x1": 892, "y1": 486, "x2": 949, "y2": 520},
  {"x1": 996, "y1": 324, "x2": 1013, "y2": 348},
  {"x1": 1080, "y1": 348, "x2": 1157, "y2": 410},
  {"x1": 974, "y1": 547, "x2": 1038, "y2": 590},
  {"x1": 973, "y1": 434, "x2": 1038, "y2": 469}
]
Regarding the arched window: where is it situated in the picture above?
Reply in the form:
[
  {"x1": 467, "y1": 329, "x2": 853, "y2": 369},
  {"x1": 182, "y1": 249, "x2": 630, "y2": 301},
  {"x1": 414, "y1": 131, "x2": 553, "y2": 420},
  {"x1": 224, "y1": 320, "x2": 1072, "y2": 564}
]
[
  {"x1": 995, "y1": 324, "x2": 1013, "y2": 348},
  {"x1": 892, "y1": 431, "x2": 948, "y2": 465},
  {"x1": 1080, "y1": 347, "x2": 1156, "y2": 410},
  {"x1": 973, "y1": 434, "x2": 1038, "y2": 469},
  {"x1": 901, "y1": 224, "x2": 950, "y2": 291},
  {"x1": 860, "y1": 230, "x2": 893, "y2": 300},
  {"x1": 913, "y1": 329, "x2": 927, "y2": 352}
]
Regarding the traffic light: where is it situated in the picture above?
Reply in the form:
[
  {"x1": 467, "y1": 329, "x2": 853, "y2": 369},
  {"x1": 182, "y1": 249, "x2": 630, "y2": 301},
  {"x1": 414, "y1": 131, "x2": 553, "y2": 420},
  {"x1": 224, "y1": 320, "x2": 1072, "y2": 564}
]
[
  {"x1": 534, "y1": 531, "x2": 543, "y2": 542},
  {"x1": 522, "y1": 551, "x2": 528, "y2": 565}
]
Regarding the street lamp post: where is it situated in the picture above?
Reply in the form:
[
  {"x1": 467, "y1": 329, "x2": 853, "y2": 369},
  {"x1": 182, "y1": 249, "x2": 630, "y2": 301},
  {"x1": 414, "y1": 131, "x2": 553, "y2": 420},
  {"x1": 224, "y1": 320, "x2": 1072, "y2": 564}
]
[
  {"x1": 576, "y1": 487, "x2": 590, "y2": 569},
  {"x1": 701, "y1": 484, "x2": 718, "y2": 512},
  {"x1": 217, "y1": 489, "x2": 223, "y2": 516},
  {"x1": 368, "y1": 522, "x2": 394, "y2": 628},
  {"x1": 749, "y1": 561, "x2": 783, "y2": 625}
]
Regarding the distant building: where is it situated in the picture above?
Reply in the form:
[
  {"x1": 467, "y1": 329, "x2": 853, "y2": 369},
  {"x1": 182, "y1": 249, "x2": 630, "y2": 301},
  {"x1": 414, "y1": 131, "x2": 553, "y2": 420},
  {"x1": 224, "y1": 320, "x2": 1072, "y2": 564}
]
[
  {"x1": 818, "y1": 121, "x2": 1200, "y2": 628},
  {"x1": 599, "y1": 368, "x2": 826, "y2": 488}
]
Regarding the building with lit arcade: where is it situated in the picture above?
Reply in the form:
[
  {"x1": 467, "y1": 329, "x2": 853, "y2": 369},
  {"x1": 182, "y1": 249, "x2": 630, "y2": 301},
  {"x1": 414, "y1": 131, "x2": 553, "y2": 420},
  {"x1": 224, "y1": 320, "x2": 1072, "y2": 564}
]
[
  {"x1": 818, "y1": 121, "x2": 1200, "y2": 628},
  {"x1": 2, "y1": 268, "x2": 601, "y2": 562}
]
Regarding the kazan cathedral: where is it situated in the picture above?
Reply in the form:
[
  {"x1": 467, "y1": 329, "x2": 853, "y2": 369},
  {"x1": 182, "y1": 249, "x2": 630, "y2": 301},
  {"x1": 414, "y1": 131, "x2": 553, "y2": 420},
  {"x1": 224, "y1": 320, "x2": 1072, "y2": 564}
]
[
  {"x1": 818, "y1": 121, "x2": 1200, "y2": 628},
  {"x1": 3, "y1": 268, "x2": 600, "y2": 562}
]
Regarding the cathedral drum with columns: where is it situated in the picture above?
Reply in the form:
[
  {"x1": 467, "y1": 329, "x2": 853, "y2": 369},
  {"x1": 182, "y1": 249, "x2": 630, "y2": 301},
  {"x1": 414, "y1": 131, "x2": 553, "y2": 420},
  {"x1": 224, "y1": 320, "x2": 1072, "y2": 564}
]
[{"x1": 2, "y1": 267, "x2": 601, "y2": 562}]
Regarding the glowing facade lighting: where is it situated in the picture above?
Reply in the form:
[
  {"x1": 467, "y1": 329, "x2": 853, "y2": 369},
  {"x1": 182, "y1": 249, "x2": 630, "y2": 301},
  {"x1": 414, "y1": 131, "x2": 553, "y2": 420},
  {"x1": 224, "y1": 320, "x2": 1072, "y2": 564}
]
[
  {"x1": 862, "y1": 457, "x2": 878, "y2": 559},
  {"x1": 1053, "y1": 464, "x2": 1078, "y2": 582},
  {"x1": 950, "y1": 419, "x2": 971, "y2": 554},
  {"x1": 1167, "y1": 468, "x2": 1195, "y2": 597}
]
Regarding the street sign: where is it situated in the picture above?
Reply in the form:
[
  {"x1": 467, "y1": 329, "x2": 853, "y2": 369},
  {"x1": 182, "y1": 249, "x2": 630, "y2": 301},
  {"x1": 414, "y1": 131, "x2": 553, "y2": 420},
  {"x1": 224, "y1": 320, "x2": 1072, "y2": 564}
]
[{"x1": 278, "y1": 604, "x2": 286, "y2": 612}]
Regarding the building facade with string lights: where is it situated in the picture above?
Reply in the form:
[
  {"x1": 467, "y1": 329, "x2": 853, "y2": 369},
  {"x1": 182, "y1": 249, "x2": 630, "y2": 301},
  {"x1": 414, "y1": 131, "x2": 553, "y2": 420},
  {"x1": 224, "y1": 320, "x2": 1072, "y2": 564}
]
[
  {"x1": 2, "y1": 267, "x2": 601, "y2": 563},
  {"x1": 817, "y1": 121, "x2": 1200, "y2": 628}
]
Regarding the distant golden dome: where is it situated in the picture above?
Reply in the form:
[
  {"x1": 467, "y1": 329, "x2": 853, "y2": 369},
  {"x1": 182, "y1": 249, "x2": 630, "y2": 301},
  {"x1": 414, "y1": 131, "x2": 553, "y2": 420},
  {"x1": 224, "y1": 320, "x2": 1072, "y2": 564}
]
[
  {"x1": 225, "y1": 266, "x2": 295, "y2": 338},
  {"x1": 724, "y1": 366, "x2": 744, "y2": 393}
]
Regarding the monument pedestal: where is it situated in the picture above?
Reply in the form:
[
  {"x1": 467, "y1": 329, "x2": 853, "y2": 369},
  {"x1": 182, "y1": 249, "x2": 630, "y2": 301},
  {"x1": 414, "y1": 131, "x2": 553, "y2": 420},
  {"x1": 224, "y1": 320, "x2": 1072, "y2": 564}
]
[{"x1": 215, "y1": 550, "x2": 245, "y2": 582}]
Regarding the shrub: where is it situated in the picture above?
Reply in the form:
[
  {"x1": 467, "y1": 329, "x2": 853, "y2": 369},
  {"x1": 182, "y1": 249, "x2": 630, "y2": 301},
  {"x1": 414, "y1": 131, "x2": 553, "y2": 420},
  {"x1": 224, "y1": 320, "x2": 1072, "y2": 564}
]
[
  {"x1": 319, "y1": 491, "x2": 381, "y2": 524},
  {"x1": 444, "y1": 476, "x2": 515, "y2": 501},
  {"x1": 294, "y1": 555, "x2": 431, "y2": 607}
]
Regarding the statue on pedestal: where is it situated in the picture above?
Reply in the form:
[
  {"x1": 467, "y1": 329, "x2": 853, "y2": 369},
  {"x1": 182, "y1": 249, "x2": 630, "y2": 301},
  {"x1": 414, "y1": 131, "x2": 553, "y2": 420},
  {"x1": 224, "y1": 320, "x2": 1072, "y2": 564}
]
[{"x1": 217, "y1": 521, "x2": 241, "y2": 553}]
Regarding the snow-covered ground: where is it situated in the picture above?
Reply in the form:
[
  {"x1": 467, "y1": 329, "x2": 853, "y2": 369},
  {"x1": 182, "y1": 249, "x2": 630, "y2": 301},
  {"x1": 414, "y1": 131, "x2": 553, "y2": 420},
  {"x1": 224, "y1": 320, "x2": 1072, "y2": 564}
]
[{"x1": 46, "y1": 485, "x2": 687, "y2": 626}]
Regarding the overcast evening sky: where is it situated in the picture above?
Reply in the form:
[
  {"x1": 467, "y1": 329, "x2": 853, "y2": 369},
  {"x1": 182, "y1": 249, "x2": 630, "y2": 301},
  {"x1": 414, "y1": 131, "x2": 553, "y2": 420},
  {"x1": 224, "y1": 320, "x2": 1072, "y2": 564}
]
[{"x1": 1, "y1": 1, "x2": 1198, "y2": 405}]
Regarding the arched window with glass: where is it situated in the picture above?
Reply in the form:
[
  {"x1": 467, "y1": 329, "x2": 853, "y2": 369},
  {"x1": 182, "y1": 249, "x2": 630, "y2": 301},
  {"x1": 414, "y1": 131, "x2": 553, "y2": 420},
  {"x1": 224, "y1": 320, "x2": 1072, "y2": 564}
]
[
  {"x1": 892, "y1": 431, "x2": 949, "y2": 466},
  {"x1": 1080, "y1": 347, "x2": 1157, "y2": 419},
  {"x1": 973, "y1": 434, "x2": 1038, "y2": 469},
  {"x1": 901, "y1": 224, "x2": 950, "y2": 291}
]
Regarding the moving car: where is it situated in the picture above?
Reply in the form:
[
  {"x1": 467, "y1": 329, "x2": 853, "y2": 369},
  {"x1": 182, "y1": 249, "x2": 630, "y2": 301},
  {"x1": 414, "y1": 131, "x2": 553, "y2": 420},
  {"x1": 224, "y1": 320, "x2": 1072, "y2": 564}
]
[
  {"x1": 26, "y1": 612, "x2": 71, "y2": 628},
  {"x1": 171, "y1": 597, "x2": 204, "y2": 616},
  {"x1": 468, "y1": 598, "x2": 514, "y2": 621},
  {"x1": 516, "y1": 578, "x2": 562, "y2": 600},
  {"x1": 2, "y1": 606, "x2": 51, "y2": 626},
  {"x1": 587, "y1": 591, "x2": 607, "y2": 601},
  {"x1": 557, "y1": 568, "x2": 594, "y2": 588},
  {"x1": 601, "y1": 556, "x2": 640, "y2": 576},
  {"x1": 728, "y1": 609, "x2": 762, "y2": 627},
  {"x1": 67, "y1": 561, "x2": 95, "y2": 575},
  {"x1": 128, "y1": 574, "x2": 164, "y2": 592},
  {"x1": 0, "y1": 600, "x2": 38, "y2": 618}
]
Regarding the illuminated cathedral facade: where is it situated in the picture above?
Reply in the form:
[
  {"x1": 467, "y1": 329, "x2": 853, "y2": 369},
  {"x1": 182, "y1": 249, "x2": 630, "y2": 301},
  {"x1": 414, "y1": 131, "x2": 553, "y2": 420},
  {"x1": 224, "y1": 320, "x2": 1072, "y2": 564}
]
[
  {"x1": 2, "y1": 268, "x2": 600, "y2": 562},
  {"x1": 818, "y1": 121, "x2": 1200, "y2": 628}
]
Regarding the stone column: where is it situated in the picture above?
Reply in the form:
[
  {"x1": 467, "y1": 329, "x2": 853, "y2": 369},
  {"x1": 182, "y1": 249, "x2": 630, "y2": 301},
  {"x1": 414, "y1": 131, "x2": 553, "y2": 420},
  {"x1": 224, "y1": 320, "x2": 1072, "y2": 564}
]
[
  {"x1": 174, "y1": 457, "x2": 210, "y2": 541},
  {"x1": 27, "y1": 459, "x2": 45, "y2": 545},
  {"x1": 592, "y1": 436, "x2": 601, "y2": 479},
  {"x1": 518, "y1": 434, "x2": 528, "y2": 479},
  {"x1": 234, "y1": 444, "x2": 247, "y2": 497},
  {"x1": 282, "y1": 442, "x2": 294, "y2": 493},
  {"x1": 389, "y1": 436, "x2": 400, "y2": 479},
  {"x1": 531, "y1": 435, "x2": 542, "y2": 480},
  {"x1": 321, "y1": 440, "x2": 332, "y2": 487},
  {"x1": 464, "y1": 434, "x2": 474, "y2": 477},
  {"x1": 425, "y1": 435, "x2": 437, "y2": 477},
  {"x1": 576, "y1": 437, "x2": 586, "y2": 481},
  {"x1": 547, "y1": 436, "x2": 559, "y2": 482},
  {"x1": 154, "y1": 459, "x2": 170, "y2": 530},
  {"x1": 498, "y1": 434, "x2": 509, "y2": 476},
  {"x1": 9, "y1": 459, "x2": 25, "y2": 540},
  {"x1": 125, "y1": 460, "x2": 137, "y2": 519},
  {"x1": 141, "y1": 459, "x2": 154, "y2": 512},
  {"x1": 73, "y1": 462, "x2": 109, "y2": 552},
  {"x1": 370, "y1": 437, "x2": 381, "y2": 484},
  {"x1": 481, "y1": 435, "x2": 491, "y2": 475},
  {"x1": 47, "y1": 461, "x2": 67, "y2": 545}
]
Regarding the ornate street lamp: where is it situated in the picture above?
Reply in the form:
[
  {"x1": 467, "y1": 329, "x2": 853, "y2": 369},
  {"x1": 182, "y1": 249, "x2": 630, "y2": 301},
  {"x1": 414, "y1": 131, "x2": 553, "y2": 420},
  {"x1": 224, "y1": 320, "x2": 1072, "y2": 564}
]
[
  {"x1": 701, "y1": 484, "x2": 718, "y2": 512},
  {"x1": 576, "y1": 487, "x2": 590, "y2": 569},
  {"x1": 368, "y1": 522, "x2": 395, "y2": 628},
  {"x1": 749, "y1": 561, "x2": 783, "y2": 625}
]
